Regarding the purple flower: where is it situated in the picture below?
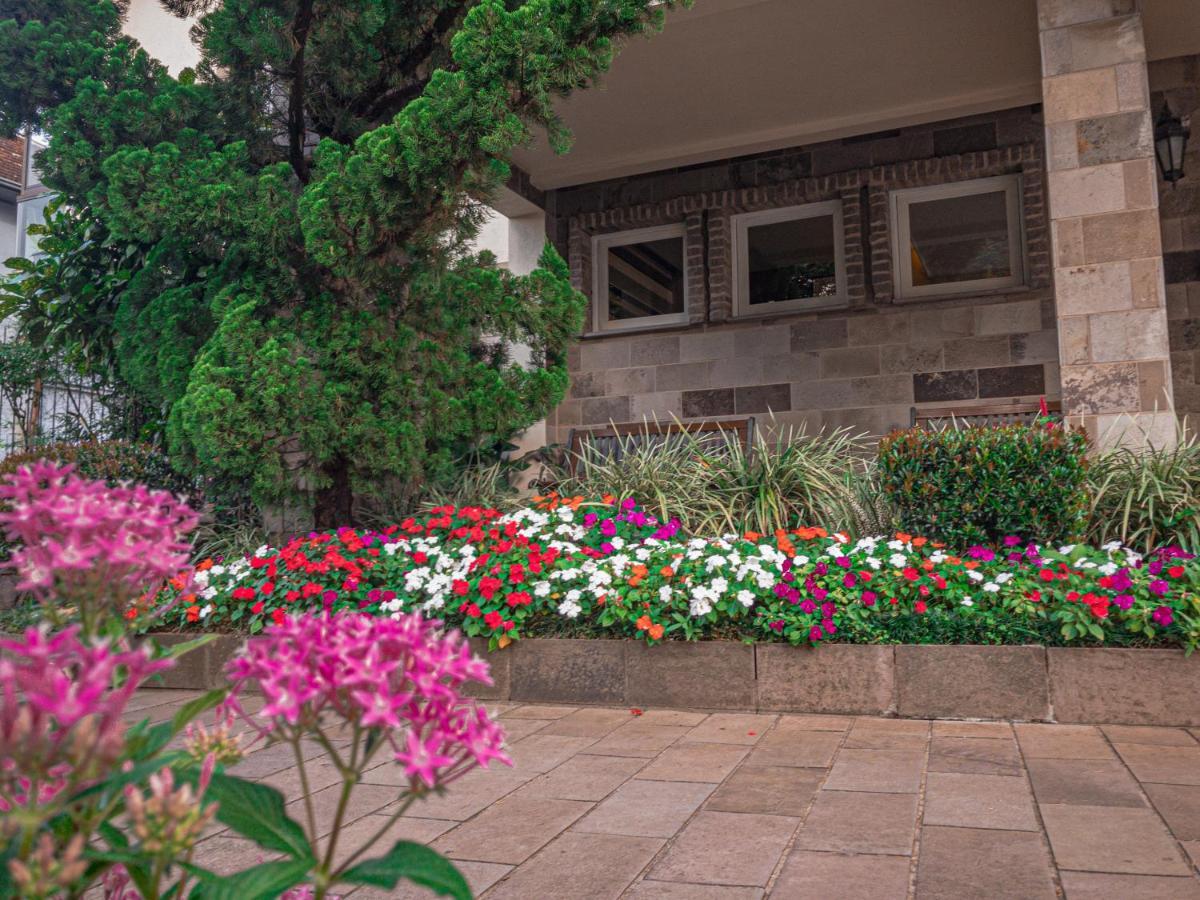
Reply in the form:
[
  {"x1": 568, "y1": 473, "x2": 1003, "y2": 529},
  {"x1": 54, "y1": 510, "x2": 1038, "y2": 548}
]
[
  {"x1": 861, "y1": 590, "x2": 877, "y2": 607},
  {"x1": 808, "y1": 625, "x2": 823, "y2": 642},
  {"x1": 583, "y1": 513, "x2": 598, "y2": 527},
  {"x1": 967, "y1": 546, "x2": 995, "y2": 561},
  {"x1": 1149, "y1": 579, "x2": 1169, "y2": 597},
  {"x1": 842, "y1": 573, "x2": 857, "y2": 588},
  {"x1": 1110, "y1": 568, "x2": 1133, "y2": 592},
  {"x1": 1152, "y1": 606, "x2": 1174, "y2": 627},
  {"x1": 1003, "y1": 535, "x2": 1022, "y2": 547},
  {"x1": 1113, "y1": 594, "x2": 1134, "y2": 610},
  {"x1": 799, "y1": 599, "x2": 816, "y2": 614}
]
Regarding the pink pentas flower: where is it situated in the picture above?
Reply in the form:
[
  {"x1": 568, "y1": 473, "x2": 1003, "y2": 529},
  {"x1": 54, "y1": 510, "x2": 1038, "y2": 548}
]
[
  {"x1": 225, "y1": 612, "x2": 510, "y2": 790},
  {"x1": 0, "y1": 626, "x2": 172, "y2": 813},
  {"x1": 0, "y1": 461, "x2": 198, "y2": 600}
]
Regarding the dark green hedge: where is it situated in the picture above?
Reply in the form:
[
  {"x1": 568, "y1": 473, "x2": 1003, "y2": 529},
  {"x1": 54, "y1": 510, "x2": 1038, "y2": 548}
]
[{"x1": 878, "y1": 424, "x2": 1089, "y2": 547}]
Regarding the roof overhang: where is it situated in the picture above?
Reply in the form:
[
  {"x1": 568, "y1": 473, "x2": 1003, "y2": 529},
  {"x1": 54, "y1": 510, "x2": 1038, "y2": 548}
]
[{"x1": 511, "y1": 0, "x2": 1200, "y2": 190}]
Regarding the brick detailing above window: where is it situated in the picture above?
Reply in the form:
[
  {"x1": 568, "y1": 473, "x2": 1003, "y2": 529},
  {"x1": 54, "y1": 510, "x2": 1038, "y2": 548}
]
[
  {"x1": 568, "y1": 143, "x2": 1049, "y2": 326},
  {"x1": 867, "y1": 144, "x2": 1051, "y2": 303}
]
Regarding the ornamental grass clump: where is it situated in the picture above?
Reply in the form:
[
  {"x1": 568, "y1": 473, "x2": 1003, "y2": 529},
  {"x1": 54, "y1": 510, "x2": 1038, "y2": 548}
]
[
  {"x1": 1086, "y1": 426, "x2": 1200, "y2": 554},
  {"x1": 556, "y1": 422, "x2": 872, "y2": 536}
]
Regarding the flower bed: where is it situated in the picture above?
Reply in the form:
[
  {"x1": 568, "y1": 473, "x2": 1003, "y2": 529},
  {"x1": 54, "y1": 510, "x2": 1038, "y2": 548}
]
[{"x1": 157, "y1": 496, "x2": 1200, "y2": 653}]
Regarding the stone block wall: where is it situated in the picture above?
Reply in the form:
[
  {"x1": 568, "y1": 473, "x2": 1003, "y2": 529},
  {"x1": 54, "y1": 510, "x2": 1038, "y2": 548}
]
[
  {"x1": 544, "y1": 107, "x2": 1061, "y2": 444},
  {"x1": 1038, "y1": 0, "x2": 1177, "y2": 447},
  {"x1": 1152, "y1": 54, "x2": 1200, "y2": 418}
]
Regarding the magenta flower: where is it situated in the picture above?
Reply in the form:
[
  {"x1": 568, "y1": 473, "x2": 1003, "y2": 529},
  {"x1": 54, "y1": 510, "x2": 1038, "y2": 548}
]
[
  {"x1": 0, "y1": 461, "x2": 197, "y2": 600},
  {"x1": 0, "y1": 626, "x2": 171, "y2": 813},
  {"x1": 1152, "y1": 606, "x2": 1174, "y2": 627},
  {"x1": 1149, "y1": 579, "x2": 1169, "y2": 597},
  {"x1": 225, "y1": 612, "x2": 509, "y2": 790},
  {"x1": 1113, "y1": 594, "x2": 1134, "y2": 611}
]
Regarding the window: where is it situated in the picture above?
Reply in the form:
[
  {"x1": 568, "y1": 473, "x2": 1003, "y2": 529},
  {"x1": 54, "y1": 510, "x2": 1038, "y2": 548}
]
[
  {"x1": 891, "y1": 175, "x2": 1025, "y2": 300},
  {"x1": 592, "y1": 224, "x2": 689, "y2": 332},
  {"x1": 732, "y1": 201, "x2": 846, "y2": 316}
]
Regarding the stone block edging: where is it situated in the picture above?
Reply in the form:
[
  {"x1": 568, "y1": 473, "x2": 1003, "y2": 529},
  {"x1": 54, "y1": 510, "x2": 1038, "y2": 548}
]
[{"x1": 18, "y1": 634, "x2": 1197, "y2": 726}]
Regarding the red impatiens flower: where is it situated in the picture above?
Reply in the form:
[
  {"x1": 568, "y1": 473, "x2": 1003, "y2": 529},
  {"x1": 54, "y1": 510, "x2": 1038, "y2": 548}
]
[
  {"x1": 484, "y1": 610, "x2": 503, "y2": 629},
  {"x1": 251, "y1": 601, "x2": 265, "y2": 615},
  {"x1": 232, "y1": 586, "x2": 256, "y2": 601}
]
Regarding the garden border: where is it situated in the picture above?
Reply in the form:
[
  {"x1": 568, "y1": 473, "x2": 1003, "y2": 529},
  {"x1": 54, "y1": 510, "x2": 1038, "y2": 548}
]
[{"x1": 130, "y1": 636, "x2": 1200, "y2": 727}]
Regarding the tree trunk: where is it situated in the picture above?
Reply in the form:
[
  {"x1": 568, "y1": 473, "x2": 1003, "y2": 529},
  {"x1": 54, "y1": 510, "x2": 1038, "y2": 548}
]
[{"x1": 313, "y1": 457, "x2": 354, "y2": 528}]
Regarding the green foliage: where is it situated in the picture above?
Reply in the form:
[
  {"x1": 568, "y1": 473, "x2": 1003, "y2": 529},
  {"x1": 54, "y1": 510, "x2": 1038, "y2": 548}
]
[
  {"x1": 877, "y1": 423, "x2": 1090, "y2": 546},
  {"x1": 0, "y1": 439, "x2": 194, "y2": 496},
  {"x1": 1086, "y1": 425, "x2": 1200, "y2": 553},
  {"x1": 553, "y1": 423, "x2": 875, "y2": 536},
  {"x1": 0, "y1": 0, "x2": 690, "y2": 525}
]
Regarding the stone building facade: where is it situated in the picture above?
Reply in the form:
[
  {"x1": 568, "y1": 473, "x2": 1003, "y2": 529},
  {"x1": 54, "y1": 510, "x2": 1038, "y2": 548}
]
[{"x1": 542, "y1": 108, "x2": 1060, "y2": 444}]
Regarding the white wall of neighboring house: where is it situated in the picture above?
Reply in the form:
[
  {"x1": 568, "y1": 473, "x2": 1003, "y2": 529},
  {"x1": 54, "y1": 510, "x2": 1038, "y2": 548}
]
[{"x1": 0, "y1": 201, "x2": 16, "y2": 272}]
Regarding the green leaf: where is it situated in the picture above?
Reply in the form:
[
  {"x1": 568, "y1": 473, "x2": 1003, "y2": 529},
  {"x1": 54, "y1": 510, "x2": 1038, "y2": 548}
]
[
  {"x1": 161, "y1": 633, "x2": 219, "y2": 661},
  {"x1": 200, "y1": 773, "x2": 314, "y2": 860},
  {"x1": 342, "y1": 841, "x2": 471, "y2": 899},
  {"x1": 170, "y1": 686, "x2": 229, "y2": 736},
  {"x1": 185, "y1": 858, "x2": 312, "y2": 900}
]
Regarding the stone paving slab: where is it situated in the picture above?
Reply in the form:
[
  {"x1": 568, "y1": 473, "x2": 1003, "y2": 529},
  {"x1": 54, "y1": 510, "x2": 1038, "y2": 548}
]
[{"x1": 132, "y1": 691, "x2": 1200, "y2": 897}]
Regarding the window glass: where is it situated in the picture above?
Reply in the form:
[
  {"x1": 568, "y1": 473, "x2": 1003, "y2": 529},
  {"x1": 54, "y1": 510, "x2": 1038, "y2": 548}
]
[
  {"x1": 605, "y1": 236, "x2": 685, "y2": 322},
  {"x1": 906, "y1": 189, "x2": 1012, "y2": 286},
  {"x1": 746, "y1": 215, "x2": 838, "y2": 304}
]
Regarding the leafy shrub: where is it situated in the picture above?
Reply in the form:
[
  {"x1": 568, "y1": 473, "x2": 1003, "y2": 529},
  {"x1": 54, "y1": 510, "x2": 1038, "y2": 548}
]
[
  {"x1": 551, "y1": 424, "x2": 874, "y2": 536},
  {"x1": 1087, "y1": 427, "x2": 1200, "y2": 553},
  {"x1": 877, "y1": 423, "x2": 1089, "y2": 546},
  {"x1": 0, "y1": 440, "x2": 194, "y2": 497}
]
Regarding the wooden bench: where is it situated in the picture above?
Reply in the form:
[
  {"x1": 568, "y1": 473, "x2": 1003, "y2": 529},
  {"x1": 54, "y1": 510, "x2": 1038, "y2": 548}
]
[
  {"x1": 911, "y1": 399, "x2": 1063, "y2": 430},
  {"x1": 565, "y1": 418, "x2": 756, "y2": 473}
]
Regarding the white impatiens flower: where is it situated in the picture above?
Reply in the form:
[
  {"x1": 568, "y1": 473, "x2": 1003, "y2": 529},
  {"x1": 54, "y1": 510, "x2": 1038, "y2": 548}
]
[
  {"x1": 982, "y1": 582, "x2": 1000, "y2": 593},
  {"x1": 889, "y1": 553, "x2": 908, "y2": 568},
  {"x1": 1058, "y1": 545, "x2": 1076, "y2": 555},
  {"x1": 1097, "y1": 562, "x2": 1118, "y2": 576},
  {"x1": 533, "y1": 580, "x2": 552, "y2": 598},
  {"x1": 792, "y1": 554, "x2": 810, "y2": 567},
  {"x1": 659, "y1": 585, "x2": 673, "y2": 603},
  {"x1": 966, "y1": 569, "x2": 984, "y2": 582},
  {"x1": 710, "y1": 576, "x2": 729, "y2": 594},
  {"x1": 558, "y1": 597, "x2": 582, "y2": 618},
  {"x1": 1102, "y1": 540, "x2": 1123, "y2": 553},
  {"x1": 865, "y1": 556, "x2": 882, "y2": 570},
  {"x1": 704, "y1": 555, "x2": 728, "y2": 571},
  {"x1": 929, "y1": 550, "x2": 948, "y2": 564},
  {"x1": 995, "y1": 572, "x2": 1013, "y2": 584},
  {"x1": 961, "y1": 598, "x2": 974, "y2": 607},
  {"x1": 199, "y1": 604, "x2": 214, "y2": 619},
  {"x1": 886, "y1": 539, "x2": 906, "y2": 551},
  {"x1": 736, "y1": 590, "x2": 755, "y2": 608}
]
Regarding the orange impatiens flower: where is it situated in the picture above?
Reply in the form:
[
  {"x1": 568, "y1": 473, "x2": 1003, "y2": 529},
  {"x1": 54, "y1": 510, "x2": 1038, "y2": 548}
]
[
  {"x1": 912, "y1": 537, "x2": 928, "y2": 548},
  {"x1": 635, "y1": 614, "x2": 652, "y2": 631},
  {"x1": 632, "y1": 564, "x2": 649, "y2": 578},
  {"x1": 743, "y1": 530, "x2": 762, "y2": 542},
  {"x1": 793, "y1": 526, "x2": 828, "y2": 541},
  {"x1": 196, "y1": 558, "x2": 214, "y2": 572},
  {"x1": 895, "y1": 531, "x2": 913, "y2": 543},
  {"x1": 647, "y1": 623, "x2": 664, "y2": 640},
  {"x1": 659, "y1": 566, "x2": 675, "y2": 578}
]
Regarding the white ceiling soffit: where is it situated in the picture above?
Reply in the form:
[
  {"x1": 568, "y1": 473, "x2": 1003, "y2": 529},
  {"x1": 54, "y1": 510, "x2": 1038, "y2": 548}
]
[{"x1": 511, "y1": 0, "x2": 1045, "y2": 188}]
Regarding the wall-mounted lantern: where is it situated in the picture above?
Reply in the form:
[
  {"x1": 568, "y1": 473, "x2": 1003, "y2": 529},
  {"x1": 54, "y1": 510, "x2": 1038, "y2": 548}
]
[{"x1": 1154, "y1": 102, "x2": 1190, "y2": 186}]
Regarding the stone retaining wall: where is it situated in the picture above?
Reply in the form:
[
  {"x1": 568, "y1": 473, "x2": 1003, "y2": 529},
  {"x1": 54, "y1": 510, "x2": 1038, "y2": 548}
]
[{"x1": 146, "y1": 635, "x2": 1200, "y2": 727}]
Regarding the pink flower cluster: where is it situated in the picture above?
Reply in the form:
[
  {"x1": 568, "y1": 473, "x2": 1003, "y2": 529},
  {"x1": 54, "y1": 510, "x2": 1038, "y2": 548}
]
[
  {"x1": 0, "y1": 461, "x2": 198, "y2": 597},
  {"x1": 225, "y1": 612, "x2": 510, "y2": 789},
  {"x1": 0, "y1": 626, "x2": 171, "y2": 812}
]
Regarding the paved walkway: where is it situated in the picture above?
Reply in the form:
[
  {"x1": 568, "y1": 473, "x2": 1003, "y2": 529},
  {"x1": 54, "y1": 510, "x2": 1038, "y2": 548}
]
[{"x1": 130, "y1": 691, "x2": 1200, "y2": 898}]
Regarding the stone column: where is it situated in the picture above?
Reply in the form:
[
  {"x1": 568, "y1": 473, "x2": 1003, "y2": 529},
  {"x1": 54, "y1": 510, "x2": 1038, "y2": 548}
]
[{"x1": 1039, "y1": 0, "x2": 1177, "y2": 447}]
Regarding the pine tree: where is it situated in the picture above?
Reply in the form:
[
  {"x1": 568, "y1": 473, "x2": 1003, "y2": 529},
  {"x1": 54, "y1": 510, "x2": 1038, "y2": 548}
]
[{"x1": 0, "y1": 0, "x2": 685, "y2": 524}]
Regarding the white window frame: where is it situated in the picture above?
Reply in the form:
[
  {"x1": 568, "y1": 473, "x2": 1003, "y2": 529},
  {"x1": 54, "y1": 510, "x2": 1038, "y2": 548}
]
[
  {"x1": 591, "y1": 223, "x2": 691, "y2": 333},
  {"x1": 890, "y1": 174, "x2": 1026, "y2": 301},
  {"x1": 731, "y1": 201, "x2": 847, "y2": 318}
]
